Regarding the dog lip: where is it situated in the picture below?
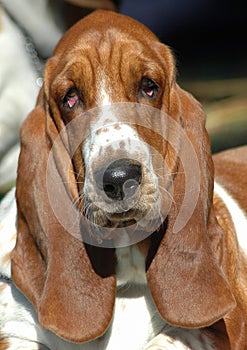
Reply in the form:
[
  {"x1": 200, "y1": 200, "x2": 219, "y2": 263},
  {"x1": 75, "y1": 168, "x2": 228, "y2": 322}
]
[
  {"x1": 105, "y1": 212, "x2": 137, "y2": 227},
  {"x1": 112, "y1": 219, "x2": 136, "y2": 228},
  {"x1": 106, "y1": 209, "x2": 135, "y2": 220},
  {"x1": 117, "y1": 219, "x2": 136, "y2": 227}
]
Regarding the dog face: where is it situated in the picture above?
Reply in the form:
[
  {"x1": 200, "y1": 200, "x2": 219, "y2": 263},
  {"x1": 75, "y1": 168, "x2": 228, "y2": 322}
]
[{"x1": 45, "y1": 16, "x2": 178, "y2": 242}]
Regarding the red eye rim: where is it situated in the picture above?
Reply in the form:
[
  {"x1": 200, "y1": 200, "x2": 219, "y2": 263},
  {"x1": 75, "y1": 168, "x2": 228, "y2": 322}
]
[
  {"x1": 139, "y1": 77, "x2": 159, "y2": 99},
  {"x1": 63, "y1": 88, "x2": 80, "y2": 110}
]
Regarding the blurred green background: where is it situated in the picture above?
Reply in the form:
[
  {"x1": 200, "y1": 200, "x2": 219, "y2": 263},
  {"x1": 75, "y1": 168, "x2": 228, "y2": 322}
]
[{"x1": 181, "y1": 77, "x2": 247, "y2": 154}]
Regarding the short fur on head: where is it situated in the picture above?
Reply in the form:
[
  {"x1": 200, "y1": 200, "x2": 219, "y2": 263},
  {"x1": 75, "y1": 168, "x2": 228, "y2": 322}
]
[{"x1": 12, "y1": 10, "x2": 235, "y2": 343}]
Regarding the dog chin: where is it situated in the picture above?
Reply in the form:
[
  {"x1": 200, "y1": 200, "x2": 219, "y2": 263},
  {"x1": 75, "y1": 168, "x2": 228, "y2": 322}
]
[
  {"x1": 98, "y1": 206, "x2": 162, "y2": 232},
  {"x1": 94, "y1": 208, "x2": 141, "y2": 228}
]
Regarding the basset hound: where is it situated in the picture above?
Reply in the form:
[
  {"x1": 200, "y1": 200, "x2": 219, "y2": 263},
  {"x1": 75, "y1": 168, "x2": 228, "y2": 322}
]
[{"x1": 1, "y1": 10, "x2": 247, "y2": 350}]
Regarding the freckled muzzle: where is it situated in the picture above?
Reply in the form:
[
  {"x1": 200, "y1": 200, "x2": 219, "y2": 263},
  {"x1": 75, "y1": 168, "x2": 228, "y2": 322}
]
[{"x1": 46, "y1": 103, "x2": 200, "y2": 247}]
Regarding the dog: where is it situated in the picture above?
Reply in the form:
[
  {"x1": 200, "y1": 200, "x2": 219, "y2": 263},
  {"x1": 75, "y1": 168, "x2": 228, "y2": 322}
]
[{"x1": 1, "y1": 10, "x2": 247, "y2": 350}]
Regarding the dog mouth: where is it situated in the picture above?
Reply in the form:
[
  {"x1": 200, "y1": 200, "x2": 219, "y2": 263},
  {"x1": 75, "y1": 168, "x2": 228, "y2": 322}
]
[
  {"x1": 105, "y1": 211, "x2": 137, "y2": 228},
  {"x1": 105, "y1": 218, "x2": 136, "y2": 228},
  {"x1": 83, "y1": 204, "x2": 140, "y2": 229}
]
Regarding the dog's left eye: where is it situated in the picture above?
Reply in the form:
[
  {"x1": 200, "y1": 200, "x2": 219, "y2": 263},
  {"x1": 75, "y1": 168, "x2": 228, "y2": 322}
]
[
  {"x1": 63, "y1": 88, "x2": 80, "y2": 110},
  {"x1": 139, "y1": 77, "x2": 159, "y2": 99}
]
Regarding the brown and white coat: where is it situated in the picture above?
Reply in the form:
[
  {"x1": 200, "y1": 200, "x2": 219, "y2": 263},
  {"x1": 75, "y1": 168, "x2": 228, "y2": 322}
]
[{"x1": 0, "y1": 10, "x2": 247, "y2": 350}]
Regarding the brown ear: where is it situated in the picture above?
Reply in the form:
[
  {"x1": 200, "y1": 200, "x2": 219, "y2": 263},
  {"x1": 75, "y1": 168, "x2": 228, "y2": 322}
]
[
  {"x1": 146, "y1": 82, "x2": 236, "y2": 328},
  {"x1": 11, "y1": 86, "x2": 116, "y2": 343}
]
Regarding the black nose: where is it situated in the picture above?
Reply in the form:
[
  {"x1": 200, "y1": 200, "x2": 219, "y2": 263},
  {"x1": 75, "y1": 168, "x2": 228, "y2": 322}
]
[{"x1": 102, "y1": 159, "x2": 142, "y2": 200}]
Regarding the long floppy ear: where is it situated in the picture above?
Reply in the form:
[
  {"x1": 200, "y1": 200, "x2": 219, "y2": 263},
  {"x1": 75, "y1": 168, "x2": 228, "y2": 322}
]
[
  {"x1": 11, "y1": 61, "x2": 116, "y2": 343},
  {"x1": 146, "y1": 46, "x2": 236, "y2": 328}
]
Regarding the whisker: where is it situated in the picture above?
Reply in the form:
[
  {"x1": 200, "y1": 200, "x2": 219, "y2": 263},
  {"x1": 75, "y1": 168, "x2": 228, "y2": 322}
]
[
  {"x1": 157, "y1": 185, "x2": 176, "y2": 205},
  {"x1": 71, "y1": 166, "x2": 86, "y2": 183},
  {"x1": 71, "y1": 193, "x2": 83, "y2": 207}
]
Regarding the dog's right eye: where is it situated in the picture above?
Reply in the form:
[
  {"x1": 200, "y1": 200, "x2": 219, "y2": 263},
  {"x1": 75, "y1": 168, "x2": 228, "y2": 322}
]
[
  {"x1": 139, "y1": 77, "x2": 159, "y2": 99},
  {"x1": 63, "y1": 88, "x2": 80, "y2": 110}
]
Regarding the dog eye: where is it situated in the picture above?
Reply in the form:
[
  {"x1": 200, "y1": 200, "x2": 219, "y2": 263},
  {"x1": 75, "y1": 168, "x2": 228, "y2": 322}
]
[
  {"x1": 63, "y1": 88, "x2": 80, "y2": 110},
  {"x1": 139, "y1": 77, "x2": 159, "y2": 99}
]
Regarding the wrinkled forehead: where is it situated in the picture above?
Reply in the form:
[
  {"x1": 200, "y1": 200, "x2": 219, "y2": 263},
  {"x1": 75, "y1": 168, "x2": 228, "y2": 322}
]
[
  {"x1": 58, "y1": 26, "x2": 162, "y2": 70},
  {"x1": 49, "y1": 29, "x2": 165, "y2": 106}
]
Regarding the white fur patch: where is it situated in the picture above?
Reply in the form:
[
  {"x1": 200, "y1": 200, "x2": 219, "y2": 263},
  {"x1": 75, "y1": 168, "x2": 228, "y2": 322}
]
[
  {"x1": 99, "y1": 87, "x2": 111, "y2": 107},
  {"x1": 83, "y1": 123, "x2": 151, "y2": 166},
  {"x1": 214, "y1": 181, "x2": 247, "y2": 254},
  {"x1": 0, "y1": 188, "x2": 17, "y2": 278},
  {"x1": 116, "y1": 244, "x2": 147, "y2": 286},
  {"x1": 145, "y1": 330, "x2": 215, "y2": 349}
]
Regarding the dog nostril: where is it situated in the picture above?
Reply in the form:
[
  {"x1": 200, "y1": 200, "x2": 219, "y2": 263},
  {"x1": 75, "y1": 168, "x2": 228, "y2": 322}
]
[
  {"x1": 103, "y1": 159, "x2": 142, "y2": 200},
  {"x1": 103, "y1": 184, "x2": 117, "y2": 195}
]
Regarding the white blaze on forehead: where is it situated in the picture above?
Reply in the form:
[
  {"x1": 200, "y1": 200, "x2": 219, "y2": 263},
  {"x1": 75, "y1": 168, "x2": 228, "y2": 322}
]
[
  {"x1": 100, "y1": 88, "x2": 111, "y2": 107},
  {"x1": 98, "y1": 75, "x2": 112, "y2": 107}
]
